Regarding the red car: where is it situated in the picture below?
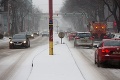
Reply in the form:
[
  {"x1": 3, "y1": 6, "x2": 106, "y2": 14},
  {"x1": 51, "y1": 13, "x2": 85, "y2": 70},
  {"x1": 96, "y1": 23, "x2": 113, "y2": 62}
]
[
  {"x1": 68, "y1": 32, "x2": 76, "y2": 41},
  {"x1": 95, "y1": 39, "x2": 120, "y2": 67}
]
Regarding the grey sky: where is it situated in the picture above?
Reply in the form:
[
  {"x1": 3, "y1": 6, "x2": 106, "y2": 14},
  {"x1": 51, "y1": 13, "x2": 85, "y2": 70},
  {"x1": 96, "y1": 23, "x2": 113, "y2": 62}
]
[{"x1": 32, "y1": 0, "x2": 65, "y2": 13}]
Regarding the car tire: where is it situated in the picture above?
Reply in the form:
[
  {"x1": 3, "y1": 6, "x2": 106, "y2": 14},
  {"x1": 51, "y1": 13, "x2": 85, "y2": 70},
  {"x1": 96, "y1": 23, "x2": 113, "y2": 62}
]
[
  {"x1": 95, "y1": 53, "x2": 97, "y2": 64},
  {"x1": 97, "y1": 56, "x2": 101, "y2": 67},
  {"x1": 9, "y1": 45, "x2": 13, "y2": 49}
]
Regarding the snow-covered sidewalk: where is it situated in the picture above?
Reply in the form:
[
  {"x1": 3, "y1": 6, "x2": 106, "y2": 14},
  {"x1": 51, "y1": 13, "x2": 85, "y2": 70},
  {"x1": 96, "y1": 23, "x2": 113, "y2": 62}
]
[
  {"x1": 28, "y1": 44, "x2": 84, "y2": 80},
  {"x1": 28, "y1": 33, "x2": 85, "y2": 80}
]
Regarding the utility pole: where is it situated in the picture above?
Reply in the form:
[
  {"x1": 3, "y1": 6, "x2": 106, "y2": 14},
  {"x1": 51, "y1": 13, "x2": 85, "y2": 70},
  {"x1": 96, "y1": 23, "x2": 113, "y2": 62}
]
[{"x1": 49, "y1": 0, "x2": 53, "y2": 55}]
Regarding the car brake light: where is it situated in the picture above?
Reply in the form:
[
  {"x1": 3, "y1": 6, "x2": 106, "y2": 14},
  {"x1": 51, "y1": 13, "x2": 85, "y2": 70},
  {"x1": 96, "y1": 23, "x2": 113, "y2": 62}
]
[{"x1": 102, "y1": 49, "x2": 110, "y2": 53}]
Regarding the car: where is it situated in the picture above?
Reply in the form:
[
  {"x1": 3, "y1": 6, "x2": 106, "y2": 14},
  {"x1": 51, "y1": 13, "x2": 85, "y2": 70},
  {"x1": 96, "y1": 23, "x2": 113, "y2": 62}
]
[
  {"x1": 9, "y1": 34, "x2": 30, "y2": 49},
  {"x1": 26, "y1": 32, "x2": 34, "y2": 39},
  {"x1": 94, "y1": 39, "x2": 120, "y2": 67},
  {"x1": 74, "y1": 32, "x2": 94, "y2": 48},
  {"x1": 19, "y1": 32, "x2": 34, "y2": 39},
  {"x1": 41, "y1": 31, "x2": 49, "y2": 37},
  {"x1": 68, "y1": 32, "x2": 77, "y2": 41},
  {"x1": 103, "y1": 32, "x2": 115, "y2": 39},
  {"x1": 33, "y1": 31, "x2": 39, "y2": 36},
  {"x1": 112, "y1": 33, "x2": 120, "y2": 38}
]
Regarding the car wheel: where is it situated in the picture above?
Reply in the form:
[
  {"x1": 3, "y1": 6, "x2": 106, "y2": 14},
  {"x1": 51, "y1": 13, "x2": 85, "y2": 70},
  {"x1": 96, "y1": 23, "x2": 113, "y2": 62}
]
[
  {"x1": 118, "y1": 62, "x2": 120, "y2": 69},
  {"x1": 97, "y1": 55, "x2": 101, "y2": 67},
  {"x1": 94, "y1": 53, "x2": 97, "y2": 64},
  {"x1": 9, "y1": 45, "x2": 13, "y2": 49}
]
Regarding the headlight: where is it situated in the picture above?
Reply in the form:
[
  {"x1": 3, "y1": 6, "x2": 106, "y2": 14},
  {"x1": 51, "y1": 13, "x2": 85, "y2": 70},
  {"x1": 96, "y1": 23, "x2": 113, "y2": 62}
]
[
  {"x1": 23, "y1": 41, "x2": 26, "y2": 43},
  {"x1": 31, "y1": 34, "x2": 33, "y2": 37},
  {"x1": 10, "y1": 41, "x2": 13, "y2": 44}
]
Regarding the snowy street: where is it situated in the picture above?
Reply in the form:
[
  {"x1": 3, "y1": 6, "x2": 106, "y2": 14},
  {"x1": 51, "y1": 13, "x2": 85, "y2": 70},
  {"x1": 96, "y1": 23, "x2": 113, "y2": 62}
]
[
  {"x1": 0, "y1": 0, "x2": 119, "y2": 80},
  {"x1": 0, "y1": 33, "x2": 120, "y2": 80}
]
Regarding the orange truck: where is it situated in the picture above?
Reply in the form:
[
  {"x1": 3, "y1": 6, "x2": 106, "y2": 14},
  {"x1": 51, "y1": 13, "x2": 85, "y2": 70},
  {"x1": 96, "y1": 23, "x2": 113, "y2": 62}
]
[{"x1": 89, "y1": 22, "x2": 107, "y2": 39}]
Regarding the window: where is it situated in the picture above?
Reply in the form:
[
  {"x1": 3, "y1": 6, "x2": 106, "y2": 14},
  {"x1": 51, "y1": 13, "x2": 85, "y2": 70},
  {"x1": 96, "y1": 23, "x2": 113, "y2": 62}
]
[
  {"x1": 77, "y1": 33, "x2": 91, "y2": 38},
  {"x1": 104, "y1": 40, "x2": 120, "y2": 46}
]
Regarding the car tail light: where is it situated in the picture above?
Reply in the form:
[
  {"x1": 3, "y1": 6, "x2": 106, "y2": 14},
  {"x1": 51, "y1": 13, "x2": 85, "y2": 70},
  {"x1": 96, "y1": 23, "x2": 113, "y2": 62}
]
[
  {"x1": 75, "y1": 37, "x2": 80, "y2": 39},
  {"x1": 102, "y1": 49, "x2": 110, "y2": 53}
]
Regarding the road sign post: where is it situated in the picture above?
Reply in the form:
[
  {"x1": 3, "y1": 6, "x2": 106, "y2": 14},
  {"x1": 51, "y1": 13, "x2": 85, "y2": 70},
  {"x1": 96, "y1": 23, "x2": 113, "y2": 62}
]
[{"x1": 58, "y1": 32, "x2": 65, "y2": 44}]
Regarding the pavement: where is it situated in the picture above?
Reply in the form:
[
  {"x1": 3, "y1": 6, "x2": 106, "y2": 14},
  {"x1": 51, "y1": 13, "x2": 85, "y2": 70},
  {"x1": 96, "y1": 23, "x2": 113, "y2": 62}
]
[{"x1": 28, "y1": 33, "x2": 85, "y2": 80}]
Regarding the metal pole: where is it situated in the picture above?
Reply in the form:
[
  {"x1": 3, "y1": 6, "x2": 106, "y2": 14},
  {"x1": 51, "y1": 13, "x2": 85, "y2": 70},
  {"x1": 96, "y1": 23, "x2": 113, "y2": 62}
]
[
  {"x1": 61, "y1": 38, "x2": 62, "y2": 44},
  {"x1": 49, "y1": 0, "x2": 53, "y2": 55}
]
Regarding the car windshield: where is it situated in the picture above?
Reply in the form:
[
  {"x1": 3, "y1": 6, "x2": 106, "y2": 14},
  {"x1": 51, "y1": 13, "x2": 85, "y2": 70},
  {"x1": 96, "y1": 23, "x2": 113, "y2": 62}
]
[
  {"x1": 12, "y1": 34, "x2": 26, "y2": 39},
  {"x1": 104, "y1": 40, "x2": 120, "y2": 46},
  {"x1": 77, "y1": 33, "x2": 91, "y2": 38}
]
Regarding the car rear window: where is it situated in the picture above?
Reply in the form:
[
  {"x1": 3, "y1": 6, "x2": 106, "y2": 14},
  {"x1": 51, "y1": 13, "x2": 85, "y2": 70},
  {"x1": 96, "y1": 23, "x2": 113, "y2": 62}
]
[
  {"x1": 77, "y1": 33, "x2": 91, "y2": 38},
  {"x1": 104, "y1": 40, "x2": 120, "y2": 46}
]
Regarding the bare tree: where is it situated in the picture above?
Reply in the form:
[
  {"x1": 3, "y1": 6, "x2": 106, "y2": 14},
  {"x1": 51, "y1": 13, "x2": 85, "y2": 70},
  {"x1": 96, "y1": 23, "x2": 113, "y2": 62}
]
[
  {"x1": 60, "y1": 0, "x2": 105, "y2": 31},
  {"x1": 103, "y1": 0, "x2": 120, "y2": 32},
  {"x1": 8, "y1": 0, "x2": 33, "y2": 35}
]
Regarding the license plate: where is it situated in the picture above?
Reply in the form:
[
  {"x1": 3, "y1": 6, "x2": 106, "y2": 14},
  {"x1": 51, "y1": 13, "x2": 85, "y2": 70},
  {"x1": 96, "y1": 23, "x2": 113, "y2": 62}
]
[
  {"x1": 15, "y1": 44, "x2": 21, "y2": 45},
  {"x1": 112, "y1": 52, "x2": 120, "y2": 54}
]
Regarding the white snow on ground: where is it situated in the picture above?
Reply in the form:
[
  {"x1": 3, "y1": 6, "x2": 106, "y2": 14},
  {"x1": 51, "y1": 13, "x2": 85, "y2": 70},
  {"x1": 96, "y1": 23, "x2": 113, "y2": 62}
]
[
  {"x1": 0, "y1": 37, "x2": 9, "y2": 44},
  {"x1": 0, "y1": 37, "x2": 9, "y2": 41},
  {"x1": 28, "y1": 44, "x2": 85, "y2": 80}
]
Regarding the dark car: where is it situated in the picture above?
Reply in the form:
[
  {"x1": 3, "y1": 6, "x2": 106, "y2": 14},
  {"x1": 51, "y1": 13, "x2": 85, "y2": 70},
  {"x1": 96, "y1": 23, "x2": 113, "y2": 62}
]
[
  {"x1": 19, "y1": 32, "x2": 34, "y2": 39},
  {"x1": 9, "y1": 34, "x2": 30, "y2": 49},
  {"x1": 33, "y1": 31, "x2": 39, "y2": 36},
  {"x1": 95, "y1": 39, "x2": 120, "y2": 67},
  {"x1": 26, "y1": 32, "x2": 34, "y2": 39}
]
